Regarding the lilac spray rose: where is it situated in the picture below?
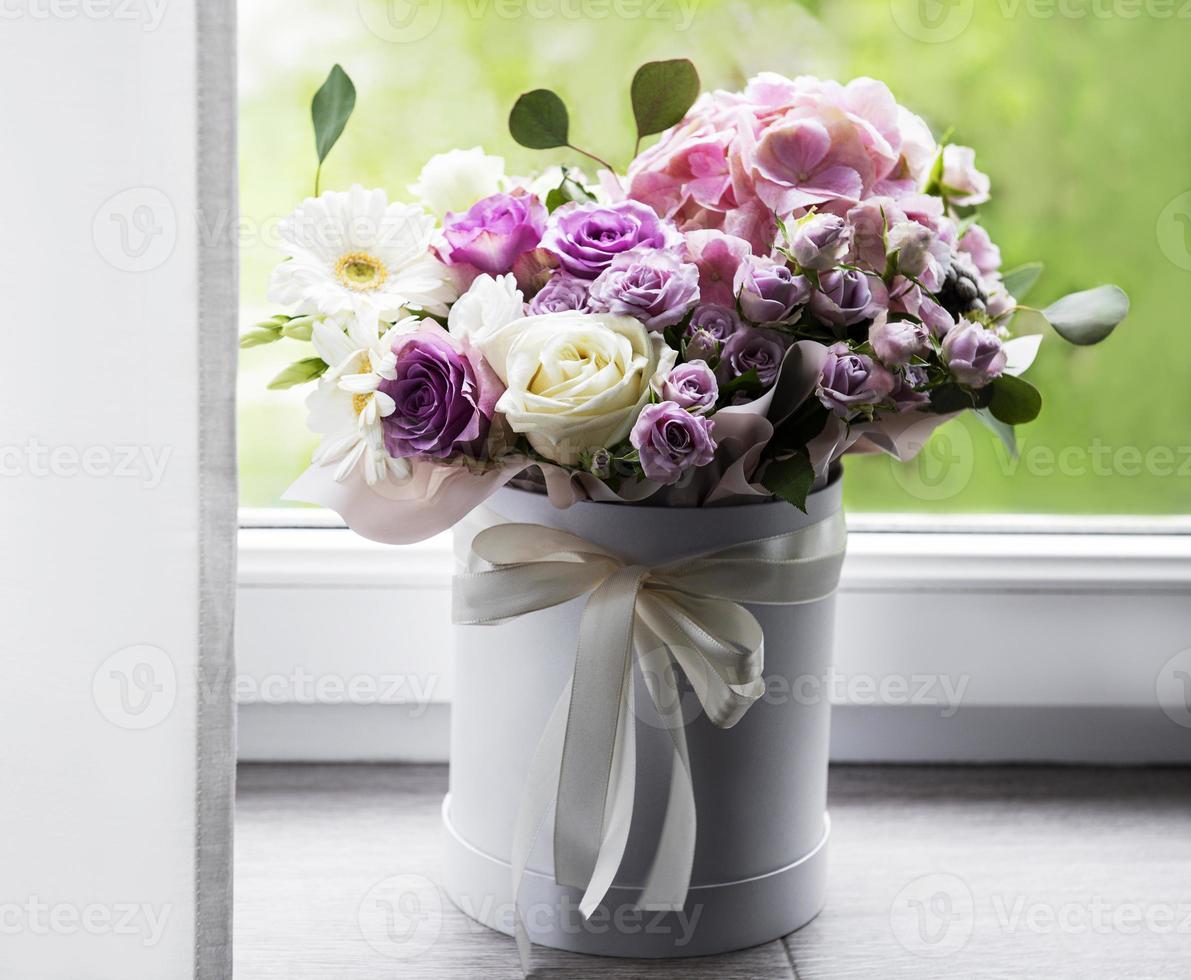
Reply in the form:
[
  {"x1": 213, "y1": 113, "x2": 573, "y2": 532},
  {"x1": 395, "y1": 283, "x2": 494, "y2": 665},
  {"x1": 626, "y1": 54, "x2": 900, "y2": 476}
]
[
  {"x1": 588, "y1": 250, "x2": 700, "y2": 330},
  {"x1": 788, "y1": 213, "x2": 850, "y2": 272},
  {"x1": 442, "y1": 192, "x2": 547, "y2": 276},
  {"x1": 889, "y1": 365, "x2": 931, "y2": 412},
  {"x1": 686, "y1": 303, "x2": 742, "y2": 341},
  {"x1": 527, "y1": 273, "x2": 591, "y2": 315},
  {"x1": 630, "y1": 401, "x2": 717, "y2": 486},
  {"x1": 816, "y1": 342, "x2": 895, "y2": 417},
  {"x1": 719, "y1": 328, "x2": 790, "y2": 387},
  {"x1": 868, "y1": 312, "x2": 930, "y2": 366},
  {"x1": 660, "y1": 361, "x2": 718, "y2": 415},
  {"x1": 540, "y1": 200, "x2": 680, "y2": 280},
  {"x1": 734, "y1": 255, "x2": 810, "y2": 324},
  {"x1": 942, "y1": 319, "x2": 1007, "y2": 388},
  {"x1": 810, "y1": 268, "x2": 881, "y2": 328},
  {"x1": 379, "y1": 327, "x2": 501, "y2": 459}
]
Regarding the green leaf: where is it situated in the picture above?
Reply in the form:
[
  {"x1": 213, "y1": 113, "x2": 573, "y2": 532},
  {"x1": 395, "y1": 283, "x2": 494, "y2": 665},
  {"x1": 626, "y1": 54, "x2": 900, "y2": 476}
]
[
  {"x1": 311, "y1": 65, "x2": 356, "y2": 177},
  {"x1": 1043, "y1": 284, "x2": 1130, "y2": 346},
  {"x1": 925, "y1": 383, "x2": 986, "y2": 415},
  {"x1": 267, "y1": 357, "x2": 328, "y2": 390},
  {"x1": 631, "y1": 59, "x2": 700, "y2": 142},
  {"x1": 1002, "y1": 263, "x2": 1044, "y2": 302},
  {"x1": 716, "y1": 368, "x2": 762, "y2": 402},
  {"x1": 762, "y1": 452, "x2": 816, "y2": 514},
  {"x1": 239, "y1": 324, "x2": 283, "y2": 349},
  {"x1": 508, "y1": 89, "x2": 569, "y2": 149},
  {"x1": 975, "y1": 408, "x2": 1018, "y2": 460},
  {"x1": 544, "y1": 170, "x2": 595, "y2": 212},
  {"x1": 988, "y1": 374, "x2": 1042, "y2": 426}
]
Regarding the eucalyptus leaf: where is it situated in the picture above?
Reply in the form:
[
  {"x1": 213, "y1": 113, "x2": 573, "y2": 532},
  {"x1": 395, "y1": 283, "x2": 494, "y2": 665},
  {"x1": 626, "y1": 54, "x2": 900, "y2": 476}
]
[
  {"x1": 762, "y1": 452, "x2": 815, "y2": 514},
  {"x1": 631, "y1": 59, "x2": 700, "y2": 142},
  {"x1": 1043, "y1": 284, "x2": 1130, "y2": 346},
  {"x1": 509, "y1": 89, "x2": 569, "y2": 149},
  {"x1": 1002, "y1": 263, "x2": 1044, "y2": 302},
  {"x1": 267, "y1": 357, "x2": 329, "y2": 390},
  {"x1": 975, "y1": 408, "x2": 1018, "y2": 460},
  {"x1": 988, "y1": 374, "x2": 1042, "y2": 426},
  {"x1": 311, "y1": 65, "x2": 356, "y2": 191}
]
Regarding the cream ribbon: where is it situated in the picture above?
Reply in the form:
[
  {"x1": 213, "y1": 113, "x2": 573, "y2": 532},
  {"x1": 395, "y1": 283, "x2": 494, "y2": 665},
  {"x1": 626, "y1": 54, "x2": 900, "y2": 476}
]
[{"x1": 452, "y1": 511, "x2": 847, "y2": 968}]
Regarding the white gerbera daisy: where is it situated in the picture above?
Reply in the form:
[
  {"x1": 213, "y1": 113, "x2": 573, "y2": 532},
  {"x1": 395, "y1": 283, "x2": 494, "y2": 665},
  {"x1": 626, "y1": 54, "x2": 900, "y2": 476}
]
[
  {"x1": 269, "y1": 185, "x2": 458, "y2": 331},
  {"x1": 306, "y1": 315, "x2": 422, "y2": 486}
]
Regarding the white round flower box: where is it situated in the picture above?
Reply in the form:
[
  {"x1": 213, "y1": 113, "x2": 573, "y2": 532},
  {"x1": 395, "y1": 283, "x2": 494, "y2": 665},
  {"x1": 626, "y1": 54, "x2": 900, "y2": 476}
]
[{"x1": 442, "y1": 474, "x2": 842, "y2": 959}]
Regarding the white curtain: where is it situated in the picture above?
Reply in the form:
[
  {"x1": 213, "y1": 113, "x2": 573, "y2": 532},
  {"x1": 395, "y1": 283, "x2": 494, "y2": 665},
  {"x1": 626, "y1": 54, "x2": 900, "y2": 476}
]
[{"x1": 0, "y1": 2, "x2": 237, "y2": 977}]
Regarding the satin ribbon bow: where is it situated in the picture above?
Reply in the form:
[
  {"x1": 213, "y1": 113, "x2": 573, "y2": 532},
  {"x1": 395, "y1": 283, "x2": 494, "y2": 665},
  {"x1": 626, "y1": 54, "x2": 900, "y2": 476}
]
[{"x1": 452, "y1": 511, "x2": 847, "y2": 967}]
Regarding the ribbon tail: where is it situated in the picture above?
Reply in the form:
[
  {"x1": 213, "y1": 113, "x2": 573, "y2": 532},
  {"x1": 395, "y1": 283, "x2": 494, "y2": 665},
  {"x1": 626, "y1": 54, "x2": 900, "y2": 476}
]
[
  {"x1": 577, "y1": 661, "x2": 637, "y2": 919},
  {"x1": 510, "y1": 680, "x2": 572, "y2": 975},
  {"x1": 554, "y1": 567, "x2": 645, "y2": 892},
  {"x1": 635, "y1": 641, "x2": 696, "y2": 911}
]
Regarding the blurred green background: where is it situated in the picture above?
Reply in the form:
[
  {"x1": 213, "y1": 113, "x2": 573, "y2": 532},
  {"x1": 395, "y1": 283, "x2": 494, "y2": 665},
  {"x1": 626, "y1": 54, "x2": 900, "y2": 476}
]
[{"x1": 238, "y1": 0, "x2": 1191, "y2": 513}]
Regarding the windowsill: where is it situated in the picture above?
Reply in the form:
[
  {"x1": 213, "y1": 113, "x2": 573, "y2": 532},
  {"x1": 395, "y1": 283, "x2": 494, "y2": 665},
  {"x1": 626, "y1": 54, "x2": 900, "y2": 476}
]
[{"x1": 235, "y1": 509, "x2": 1191, "y2": 764}]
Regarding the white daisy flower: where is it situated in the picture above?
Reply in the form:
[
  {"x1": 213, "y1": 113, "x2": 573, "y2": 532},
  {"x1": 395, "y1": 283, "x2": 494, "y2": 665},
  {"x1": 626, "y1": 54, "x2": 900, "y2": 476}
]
[
  {"x1": 306, "y1": 315, "x2": 422, "y2": 486},
  {"x1": 269, "y1": 185, "x2": 458, "y2": 331}
]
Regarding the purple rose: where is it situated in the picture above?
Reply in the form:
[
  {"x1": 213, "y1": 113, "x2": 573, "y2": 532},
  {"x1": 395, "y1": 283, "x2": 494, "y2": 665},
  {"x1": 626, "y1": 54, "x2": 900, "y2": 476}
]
[
  {"x1": 630, "y1": 402, "x2": 717, "y2": 485},
  {"x1": 889, "y1": 365, "x2": 931, "y2": 412},
  {"x1": 661, "y1": 361, "x2": 718, "y2": 415},
  {"x1": 527, "y1": 273, "x2": 591, "y2": 315},
  {"x1": 442, "y1": 192, "x2": 547, "y2": 276},
  {"x1": 810, "y1": 268, "x2": 881, "y2": 328},
  {"x1": 540, "y1": 200, "x2": 680, "y2": 280},
  {"x1": 684, "y1": 328, "x2": 721, "y2": 364},
  {"x1": 380, "y1": 328, "x2": 501, "y2": 459},
  {"x1": 686, "y1": 303, "x2": 742, "y2": 341},
  {"x1": 816, "y1": 342, "x2": 895, "y2": 417},
  {"x1": 734, "y1": 256, "x2": 810, "y2": 325},
  {"x1": 719, "y1": 327, "x2": 790, "y2": 387},
  {"x1": 789, "y1": 213, "x2": 850, "y2": 272},
  {"x1": 868, "y1": 313, "x2": 930, "y2": 366},
  {"x1": 588, "y1": 251, "x2": 700, "y2": 330},
  {"x1": 942, "y1": 319, "x2": 1007, "y2": 388}
]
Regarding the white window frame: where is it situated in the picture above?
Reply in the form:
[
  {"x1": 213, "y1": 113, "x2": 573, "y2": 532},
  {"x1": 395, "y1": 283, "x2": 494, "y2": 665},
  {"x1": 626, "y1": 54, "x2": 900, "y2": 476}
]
[{"x1": 235, "y1": 509, "x2": 1191, "y2": 764}]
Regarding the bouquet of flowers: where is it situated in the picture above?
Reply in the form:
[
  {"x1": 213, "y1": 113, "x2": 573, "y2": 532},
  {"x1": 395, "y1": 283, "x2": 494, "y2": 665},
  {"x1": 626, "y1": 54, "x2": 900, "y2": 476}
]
[{"x1": 250, "y1": 61, "x2": 1128, "y2": 539}]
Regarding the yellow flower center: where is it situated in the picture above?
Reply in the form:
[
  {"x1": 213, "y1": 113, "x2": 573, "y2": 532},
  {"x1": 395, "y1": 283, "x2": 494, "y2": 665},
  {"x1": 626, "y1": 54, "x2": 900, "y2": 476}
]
[
  {"x1": 335, "y1": 251, "x2": 388, "y2": 292},
  {"x1": 352, "y1": 393, "x2": 371, "y2": 416}
]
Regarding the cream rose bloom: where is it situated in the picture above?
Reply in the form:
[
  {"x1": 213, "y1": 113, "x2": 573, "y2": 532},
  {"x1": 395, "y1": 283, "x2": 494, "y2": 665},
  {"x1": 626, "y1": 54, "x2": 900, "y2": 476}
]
[{"x1": 478, "y1": 311, "x2": 676, "y2": 465}]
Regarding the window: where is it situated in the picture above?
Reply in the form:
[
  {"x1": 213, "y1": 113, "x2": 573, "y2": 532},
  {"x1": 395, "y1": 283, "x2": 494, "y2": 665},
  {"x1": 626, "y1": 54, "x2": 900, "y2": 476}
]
[
  {"x1": 238, "y1": 0, "x2": 1191, "y2": 516},
  {"x1": 234, "y1": 0, "x2": 1191, "y2": 764}
]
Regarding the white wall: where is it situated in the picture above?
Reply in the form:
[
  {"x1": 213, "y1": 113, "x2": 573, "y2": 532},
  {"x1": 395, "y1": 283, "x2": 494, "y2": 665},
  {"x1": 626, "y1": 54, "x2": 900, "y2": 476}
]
[{"x1": 0, "y1": 3, "x2": 216, "y2": 977}]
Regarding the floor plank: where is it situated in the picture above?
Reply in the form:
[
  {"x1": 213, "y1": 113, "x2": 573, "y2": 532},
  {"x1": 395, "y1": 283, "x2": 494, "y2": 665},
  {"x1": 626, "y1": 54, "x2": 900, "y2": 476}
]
[
  {"x1": 234, "y1": 764, "x2": 794, "y2": 979},
  {"x1": 235, "y1": 764, "x2": 1191, "y2": 979}
]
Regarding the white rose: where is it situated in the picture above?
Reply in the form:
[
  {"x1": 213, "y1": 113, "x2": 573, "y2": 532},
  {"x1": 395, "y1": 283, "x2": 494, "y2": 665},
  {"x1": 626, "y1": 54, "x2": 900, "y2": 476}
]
[
  {"x1": 478, "y1": 311, "x2": 676, "y2": 465},
  {"x1": 409, "y1": 147, "x2": 505, "y2": 217},
  {"x1": 447, "y1": 273, "x2": 524, "y2": 347}
]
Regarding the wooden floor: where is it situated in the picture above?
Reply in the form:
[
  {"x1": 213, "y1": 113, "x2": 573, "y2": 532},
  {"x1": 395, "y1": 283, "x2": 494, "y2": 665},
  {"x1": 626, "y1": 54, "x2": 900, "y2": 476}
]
[{"x1": 236, "y1": 765, "x2": 1191, "y2": 979}]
